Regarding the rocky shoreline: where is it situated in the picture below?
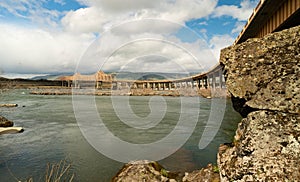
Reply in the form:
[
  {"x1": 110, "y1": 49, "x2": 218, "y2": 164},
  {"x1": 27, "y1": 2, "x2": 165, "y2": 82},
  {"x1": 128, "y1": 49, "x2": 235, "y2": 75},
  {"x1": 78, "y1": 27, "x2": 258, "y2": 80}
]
[
  {"x1": 217, "y1": 25, "x2": 300, "y2": 181},
  {"x1": 29, "y1": 87, "x2": 227, "y2": 98},
  {"x1": 111, "y1": 160, "x2": 220, "y2": 182}
]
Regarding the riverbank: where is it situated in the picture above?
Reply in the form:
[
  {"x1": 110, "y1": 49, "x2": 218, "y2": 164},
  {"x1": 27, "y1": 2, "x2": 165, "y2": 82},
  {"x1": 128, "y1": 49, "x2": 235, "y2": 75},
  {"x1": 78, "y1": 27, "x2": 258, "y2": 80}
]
[{"x1": 29, "y1": 87, "x2": 228, "y2": 98}]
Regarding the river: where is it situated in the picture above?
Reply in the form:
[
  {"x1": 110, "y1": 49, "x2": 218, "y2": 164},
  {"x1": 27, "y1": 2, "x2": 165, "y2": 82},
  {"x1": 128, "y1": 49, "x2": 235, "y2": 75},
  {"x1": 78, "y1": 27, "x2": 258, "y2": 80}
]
[{"x1": 0, "y1": 89, "x2": 241, "y2": 181}]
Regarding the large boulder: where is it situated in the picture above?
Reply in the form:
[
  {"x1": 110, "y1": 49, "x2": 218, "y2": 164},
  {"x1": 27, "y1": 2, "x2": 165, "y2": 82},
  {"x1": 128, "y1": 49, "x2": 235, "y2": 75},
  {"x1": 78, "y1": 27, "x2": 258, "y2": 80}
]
[
  {"x1": 218, "y1": 111, "x2": 300, "y2": 181},
  {"x1": 220, "y1": 25, "x2": 300, "y2": 116},
  {"x1": 111, "y1": 160, "x2": 181, "y2": 182},
  {"x1": 112, "y1": 160, "x2": 220, "y2": 182},
  {"x1": 218, "y1": 25, "x2": 300, "y2": 181},
  {"x1": 0, "y1": 116, "x2": 14, "y2": 127}
]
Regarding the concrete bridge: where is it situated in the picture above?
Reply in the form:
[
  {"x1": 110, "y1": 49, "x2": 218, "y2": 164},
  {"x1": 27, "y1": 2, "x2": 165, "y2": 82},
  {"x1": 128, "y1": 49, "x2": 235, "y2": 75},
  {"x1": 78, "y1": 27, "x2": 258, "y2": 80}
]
[
  {"x1": 109, "y1": 64, "x2": 225, "y2": 91},
  {"x1": 59, "y1": 0, "x2": 299, "y2": 93}
]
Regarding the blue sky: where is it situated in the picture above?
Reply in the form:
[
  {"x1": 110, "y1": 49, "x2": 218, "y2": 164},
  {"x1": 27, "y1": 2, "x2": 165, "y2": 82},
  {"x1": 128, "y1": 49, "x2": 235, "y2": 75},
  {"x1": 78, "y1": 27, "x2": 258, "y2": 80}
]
[{"x1": 0, "y1": 0, "x2": 259, "y2": 75}]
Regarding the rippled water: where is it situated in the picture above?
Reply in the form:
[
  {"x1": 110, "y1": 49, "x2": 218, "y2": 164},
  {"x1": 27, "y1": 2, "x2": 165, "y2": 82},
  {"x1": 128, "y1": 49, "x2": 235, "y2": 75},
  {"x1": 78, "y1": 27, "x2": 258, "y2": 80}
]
[{"x1": 0, "y1": 89, "x2": 241, "y2": 182}]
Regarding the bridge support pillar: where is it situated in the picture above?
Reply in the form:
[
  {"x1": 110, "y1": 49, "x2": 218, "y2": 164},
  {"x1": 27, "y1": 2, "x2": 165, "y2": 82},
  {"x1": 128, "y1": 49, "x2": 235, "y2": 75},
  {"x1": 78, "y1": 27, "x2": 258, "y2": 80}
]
[
  {"x1": 212, "y1": 73, "x2": 216, "y2": 90},
  {"x1": 218, "y1": 69, "x2": 223, "y2": 88}
]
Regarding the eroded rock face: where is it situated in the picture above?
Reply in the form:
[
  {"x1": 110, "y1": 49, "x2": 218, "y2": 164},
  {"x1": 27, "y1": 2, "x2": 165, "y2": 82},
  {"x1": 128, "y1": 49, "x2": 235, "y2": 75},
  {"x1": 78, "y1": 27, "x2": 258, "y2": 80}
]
[
  {"x1": 220, "y1": 25, "x2": 300, "y2": 115},
  {"x1": 218, "y1": 111, "x2": 300, "y2": 181},
  {"x1": 183, "y1": 164, "x2": 220, "y2": 182},
  {"x1": 218, "y1": 25, "x2": 300, "y2": 181}
]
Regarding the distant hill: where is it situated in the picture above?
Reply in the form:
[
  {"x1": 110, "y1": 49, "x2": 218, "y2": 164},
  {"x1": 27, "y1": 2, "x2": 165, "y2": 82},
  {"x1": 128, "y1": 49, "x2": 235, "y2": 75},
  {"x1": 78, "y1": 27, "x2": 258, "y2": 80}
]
[
  {"x1": 27, "y1": 71, "x2": 200, "y2": 81},
  {"x1": 112, "y1": 72, "x2": 193, "y2": 80},
  {"x1": 31, "y1": 73, "x2": 73, "y2": 80}
]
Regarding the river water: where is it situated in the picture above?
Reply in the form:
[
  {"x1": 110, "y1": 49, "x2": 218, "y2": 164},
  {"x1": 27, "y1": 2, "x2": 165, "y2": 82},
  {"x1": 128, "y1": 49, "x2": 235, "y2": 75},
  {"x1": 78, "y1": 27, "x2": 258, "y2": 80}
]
[{"x1": 0, "y1": 89, "x2": 241, "y2": 182}]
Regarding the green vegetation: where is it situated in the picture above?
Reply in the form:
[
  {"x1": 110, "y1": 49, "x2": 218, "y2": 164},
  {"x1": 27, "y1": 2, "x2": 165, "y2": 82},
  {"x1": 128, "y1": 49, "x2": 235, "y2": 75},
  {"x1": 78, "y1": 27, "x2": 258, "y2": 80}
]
[
  {"x1": 160, "y1": 168, "x2": 169, "y2": 178},
  {"x1": 213, "y1": 165, "x2": 219, "y2": 173}
]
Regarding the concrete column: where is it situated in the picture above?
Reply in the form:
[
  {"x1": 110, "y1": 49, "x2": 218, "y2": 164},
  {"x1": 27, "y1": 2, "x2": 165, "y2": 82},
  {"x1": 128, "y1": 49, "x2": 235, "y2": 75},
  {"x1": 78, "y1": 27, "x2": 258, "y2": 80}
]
[
  {"x1": 204, "y1": 77, "x2": 208, "y2": 89},
  {"x1": 207, "y1": 76, "x2": 210, "y2": 88},
  {"x1": 219, "y1": 69, "x2": 223, "y2": 88},
  {"x1": 158, "y1": 83, "x2": 161, "y2": 90},
  {"x1": 212, "y1": 73, "x2": 216, "y2": 90},
  {"x1": 168, "y1": 82, "x2": 172, "y2": 90}
]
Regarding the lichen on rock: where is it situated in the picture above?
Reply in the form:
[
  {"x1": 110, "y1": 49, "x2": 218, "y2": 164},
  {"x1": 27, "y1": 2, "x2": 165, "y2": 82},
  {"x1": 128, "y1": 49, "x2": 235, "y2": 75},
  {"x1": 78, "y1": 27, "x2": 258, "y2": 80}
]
[
  {"x1": 218, "y1": 111, "x2": 300, "y2": 181},
  {"x1": 218, "y1": 25, "x2": 300, "y2": 181},
  {"x1": 220, "y1": 25, "x2": 300, "y2": 114}
]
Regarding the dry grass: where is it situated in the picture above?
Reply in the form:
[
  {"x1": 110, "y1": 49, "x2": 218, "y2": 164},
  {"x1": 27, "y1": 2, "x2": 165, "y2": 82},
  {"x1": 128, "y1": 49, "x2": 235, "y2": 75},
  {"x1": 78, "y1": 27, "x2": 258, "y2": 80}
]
[
  {"x1": 45, "y1": 160, "x2": 74, "y2": 182},
  {"x1": 25, "y1": 160, "x2": 74, "y2": 182}
]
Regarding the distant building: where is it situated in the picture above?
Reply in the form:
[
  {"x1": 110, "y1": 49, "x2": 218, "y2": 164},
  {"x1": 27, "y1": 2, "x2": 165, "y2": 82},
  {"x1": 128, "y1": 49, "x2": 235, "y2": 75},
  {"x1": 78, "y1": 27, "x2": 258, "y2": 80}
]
[{"x1": 57, "y1": 71, "x2": 114, "y2": 89}]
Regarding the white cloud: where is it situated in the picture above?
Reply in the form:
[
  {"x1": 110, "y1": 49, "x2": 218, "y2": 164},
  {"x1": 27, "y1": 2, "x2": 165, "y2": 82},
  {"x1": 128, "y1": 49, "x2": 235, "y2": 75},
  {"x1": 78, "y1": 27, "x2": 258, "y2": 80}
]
[
  {"x1": 213, "y1": 0, "x2": 258, "y2": 21},
  {"x1": 61, "y1": 7, "x2": 108, "y2": 33},
  {"x1": 0, "y1": 0, "x2": 63, "y2": 27},
  {"x1": 54, "y1": 0, "x2": 66, "y2": 6},
  {"x1": 0, "y1": 24, "x2": 95, "y2": 74},
  {"x1": 198, "y1": 21, "x2": 208, "y2": 26},
  {"x1": 63, "y1": 0, "x2": 218, "y2": 34},
  {"x1": 75, "y1": 23, "x2": 218, "y2": 74},
  {"x1": 209, "y1": 34, "x2": 235, "y2": 59},
  {"x1": 0, "y1": 0, "x2": 239, "y2": 74},
  {"x1": 231, "y1": 21, "x2": 246, "y2": 34},
  {"x1": 77, "y1": 0, "x2": 159, "y2": 13}
]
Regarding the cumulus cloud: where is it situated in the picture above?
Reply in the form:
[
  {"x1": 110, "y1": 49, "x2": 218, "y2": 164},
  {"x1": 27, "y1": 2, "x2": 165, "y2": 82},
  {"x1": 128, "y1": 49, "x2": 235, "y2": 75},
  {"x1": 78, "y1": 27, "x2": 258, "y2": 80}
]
[
  {"x1": 62, "y1": 7, "x2": 108, "y2": 33},
  {"x1": 62, "y1": 0, "x2": 218, "y2": 33},
  {"x1": 0, "y1": 24, "x2": 95, "y2": 73},
  {"x1": 213, "y1": 0, "x2": 259, "y2": 21},
  {"x1": 76, "y1": 20, "x2": 218, "y2": 74},
  {"x1": 0, "y1": 0, "x2": 242, "y2": 75},
  {"x1": 209, "y1": 34, "x2": 235, "y2": 59}
]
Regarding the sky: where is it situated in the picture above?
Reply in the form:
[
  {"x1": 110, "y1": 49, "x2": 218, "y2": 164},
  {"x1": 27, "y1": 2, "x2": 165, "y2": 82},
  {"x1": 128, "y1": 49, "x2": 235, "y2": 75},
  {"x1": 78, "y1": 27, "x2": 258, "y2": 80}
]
[{"x1": 0, "y1": 0, "x2": 259, "y2": 76}]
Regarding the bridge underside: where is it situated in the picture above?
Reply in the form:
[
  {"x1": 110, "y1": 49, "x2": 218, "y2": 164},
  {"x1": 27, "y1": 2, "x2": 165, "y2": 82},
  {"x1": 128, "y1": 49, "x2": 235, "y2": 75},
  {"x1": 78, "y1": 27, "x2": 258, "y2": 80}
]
[
  {"x1": 235, "y1": 0, "x2": 300, "y2": 44},
  {"x1": 275, "y1": 8, "x2": 300, "y2": 32}
]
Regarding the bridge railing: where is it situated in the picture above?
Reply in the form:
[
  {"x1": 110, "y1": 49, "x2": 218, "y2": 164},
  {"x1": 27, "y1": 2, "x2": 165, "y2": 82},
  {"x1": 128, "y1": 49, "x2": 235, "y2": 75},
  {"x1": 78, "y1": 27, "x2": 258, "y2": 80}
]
[{"x1": 234, "y1": 0, "x2": 264, "y2": 45}]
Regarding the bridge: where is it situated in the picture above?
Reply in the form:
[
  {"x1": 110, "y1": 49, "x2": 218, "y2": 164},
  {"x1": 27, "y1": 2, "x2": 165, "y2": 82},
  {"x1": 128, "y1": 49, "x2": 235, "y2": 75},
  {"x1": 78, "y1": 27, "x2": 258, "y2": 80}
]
[{"x1": 59, "y1": 0, "x2": 299, "y2": 94}]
